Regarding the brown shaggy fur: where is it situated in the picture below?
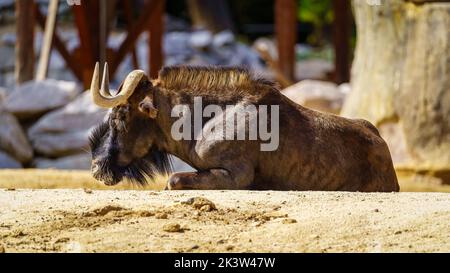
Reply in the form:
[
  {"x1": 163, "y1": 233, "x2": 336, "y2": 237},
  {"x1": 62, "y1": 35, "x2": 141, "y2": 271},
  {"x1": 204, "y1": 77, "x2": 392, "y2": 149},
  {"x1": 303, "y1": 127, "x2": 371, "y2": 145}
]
[{"x1": 154, "y1": 66, "x2": 276, "y2": 98}]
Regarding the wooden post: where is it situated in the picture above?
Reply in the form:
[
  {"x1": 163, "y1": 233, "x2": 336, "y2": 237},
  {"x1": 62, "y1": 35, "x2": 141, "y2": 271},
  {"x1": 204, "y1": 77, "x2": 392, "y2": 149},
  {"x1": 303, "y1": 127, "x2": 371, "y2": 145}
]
[
  {"x1": 73, "y1": 0, "x2": 100, "y2": 89},
  {"x1": 15, "y1": 0, "x2": 36, "y2": 84},
  {"x1": 123, "y1": 0, "x2": 140, "y2": 69},
  {"x1": 275, "y1": 0, "x2": 297, "y2": 83},
  {"x1": 332, "y1": 0, "x2": 351, "y2": 84},
  {"x1": 110, "y1": 0, "x2": 160, "y2": 77},
  {"x1": 36, "y1": 0, "x2": 59, "y2": 81},
  {"x1": 148, "y1": 0, "x2": 164, "y2": 79},
  {"x1": 35, "y1": 6, "x2": 83, "y2": 82}
]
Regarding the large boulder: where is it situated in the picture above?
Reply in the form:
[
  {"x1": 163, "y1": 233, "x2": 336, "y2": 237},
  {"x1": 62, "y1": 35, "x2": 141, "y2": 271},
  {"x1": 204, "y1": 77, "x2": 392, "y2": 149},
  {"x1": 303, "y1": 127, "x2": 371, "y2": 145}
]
[
  {"x1": 30, "y1": 131, "x2": 91, "y2": 158},
  {"x1": 0, "y1": 111, "x2": 33, "y2": 163},
  {"x1": 28, "y1": 91, "x2": 107, "y2": 157},
  {"x1": 0, "y1": 151, "x2": 22, "y2": 169},
  {"x1": 5, "y1": 79, "x2": 80, "y2": 120},
  {"x1": 282, "y1": 80, "x2": 347, "y2": 114},
  {"x1": 342, "y1": 0, "x2": 450, "y2": 183},
  {"x1": 34, "y1": 153, "x2": 91, "y2": 170},
  {"x1": 28, "y1": 91, "x2": 107, "y2": 136}
]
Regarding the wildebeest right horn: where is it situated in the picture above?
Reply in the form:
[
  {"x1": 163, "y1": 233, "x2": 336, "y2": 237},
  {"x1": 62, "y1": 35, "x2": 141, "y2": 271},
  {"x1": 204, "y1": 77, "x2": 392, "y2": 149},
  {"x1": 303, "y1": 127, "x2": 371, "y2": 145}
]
[{"x1": 91, "y1": 62, "x2": 146, "y2": 108}]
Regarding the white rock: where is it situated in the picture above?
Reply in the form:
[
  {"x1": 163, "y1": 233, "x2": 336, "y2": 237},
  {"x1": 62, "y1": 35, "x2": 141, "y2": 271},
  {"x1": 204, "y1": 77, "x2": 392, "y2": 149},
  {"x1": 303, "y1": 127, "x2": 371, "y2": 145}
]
[
  {"x1": 164, "y1": 32, "x2": 193, "y2": 56},
  {"x1": 213, "y1": 30, "x2": 235, "y2": 48},
  {"x1": 0, "y1": 32, "x2": 16, "y2": 45},
  {"x1": 0, "y1": 111, "x2": 33, "y2": 163},
  {"x1": 34, "y1": 153, "x2": 91, "y2": 170},
  {"x1": 5, "y1": 79, "x2": 81, "y2": 119},
  {"x1": 28, "y1": 91, "x2": 107, "y2": 157},
  {"x1": 295, "y1": 59, "x2": 333, "y2": 80},
  {"x1": 31, "y1": 131, "x2": 91, "y2": 158},
  {"x1": 0, "y1": 47, "x2": 14, "y2": 69},
  {"x1": 28, "y1": 91, "x2": 107, "y2": 136},
  {"x1": 338, "y1": 83, "x2": 351, "y2": 95},
  {"x1": 189, "y1": 30, "x2": 213, "y2": 50},
  {"x1": 282, "y1": 80, "x2": 346, "y2": 114},
  {"x1": 0, "y1": 151, "x2": 22, "y2": 169}
]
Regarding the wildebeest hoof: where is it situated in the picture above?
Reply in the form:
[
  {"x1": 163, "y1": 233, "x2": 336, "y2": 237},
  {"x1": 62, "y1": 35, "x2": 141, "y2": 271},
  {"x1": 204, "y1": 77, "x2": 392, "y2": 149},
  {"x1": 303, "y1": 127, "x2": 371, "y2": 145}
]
[
  {"x1": 167, "y1": 176, "x2": 183, "y2": 190},
  {"x1": 167, "y1": 173, "x2": 198, "y2": 190}
]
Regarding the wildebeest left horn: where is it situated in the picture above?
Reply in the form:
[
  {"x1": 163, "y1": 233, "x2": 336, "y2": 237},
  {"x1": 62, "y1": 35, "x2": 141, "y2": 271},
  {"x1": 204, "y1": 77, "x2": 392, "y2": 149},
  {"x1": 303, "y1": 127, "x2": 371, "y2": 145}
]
[{"x1": 91, "y1": 62, "x2": 146, "y2": 108}]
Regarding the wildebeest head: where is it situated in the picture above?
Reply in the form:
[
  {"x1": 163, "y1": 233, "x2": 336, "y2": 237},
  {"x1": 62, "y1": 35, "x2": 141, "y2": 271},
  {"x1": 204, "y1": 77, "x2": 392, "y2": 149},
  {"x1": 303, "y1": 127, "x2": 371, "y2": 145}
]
[{"x1": 89, "y1": 62, "x2": 171, "y2": 186}]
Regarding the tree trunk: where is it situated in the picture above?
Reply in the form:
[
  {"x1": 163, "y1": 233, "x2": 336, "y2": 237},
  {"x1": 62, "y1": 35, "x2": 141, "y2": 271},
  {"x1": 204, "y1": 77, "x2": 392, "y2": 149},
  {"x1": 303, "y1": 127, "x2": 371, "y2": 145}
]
[{"x1": 342, "y1": 0, "x2": 450, "y2": 183}]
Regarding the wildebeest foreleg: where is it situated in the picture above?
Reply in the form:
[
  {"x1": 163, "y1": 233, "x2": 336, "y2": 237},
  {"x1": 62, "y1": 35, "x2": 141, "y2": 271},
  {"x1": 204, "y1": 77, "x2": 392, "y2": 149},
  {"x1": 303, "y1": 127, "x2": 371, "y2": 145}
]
[{"x1": 166, "y1": 165, "x2": 254, "y2": 190}]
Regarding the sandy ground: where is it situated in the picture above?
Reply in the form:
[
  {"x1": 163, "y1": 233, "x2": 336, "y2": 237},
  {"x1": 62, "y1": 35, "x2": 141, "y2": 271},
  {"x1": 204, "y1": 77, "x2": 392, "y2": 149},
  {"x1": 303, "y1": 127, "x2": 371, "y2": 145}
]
[
  {"x1": 1, "y1": 169, "x2": 450, "y2": 192},
  {"x1": 0, "y1": 189, "x2": 449, "y2": 253}
]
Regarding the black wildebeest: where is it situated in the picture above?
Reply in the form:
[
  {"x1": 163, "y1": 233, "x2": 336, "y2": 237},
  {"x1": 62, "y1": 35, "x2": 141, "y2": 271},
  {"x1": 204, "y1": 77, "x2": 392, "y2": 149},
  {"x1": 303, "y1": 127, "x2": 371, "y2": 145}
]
[{"x1": 89, "y1": 63, "x2": 399, "y2": 192}]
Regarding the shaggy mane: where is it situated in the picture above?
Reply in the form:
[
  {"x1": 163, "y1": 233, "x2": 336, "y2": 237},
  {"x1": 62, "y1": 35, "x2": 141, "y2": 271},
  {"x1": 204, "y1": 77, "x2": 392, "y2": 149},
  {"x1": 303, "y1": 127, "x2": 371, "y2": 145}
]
[{"x1": 155, "y1": 66, "x2": 277, "y2": 96}]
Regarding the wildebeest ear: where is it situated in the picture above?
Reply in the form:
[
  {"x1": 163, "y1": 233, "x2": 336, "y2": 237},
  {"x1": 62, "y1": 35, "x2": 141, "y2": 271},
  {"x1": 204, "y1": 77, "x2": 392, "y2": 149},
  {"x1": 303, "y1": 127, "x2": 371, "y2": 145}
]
[{"x1": 138, "y1": 96, "x2": 158, "y2": 118}]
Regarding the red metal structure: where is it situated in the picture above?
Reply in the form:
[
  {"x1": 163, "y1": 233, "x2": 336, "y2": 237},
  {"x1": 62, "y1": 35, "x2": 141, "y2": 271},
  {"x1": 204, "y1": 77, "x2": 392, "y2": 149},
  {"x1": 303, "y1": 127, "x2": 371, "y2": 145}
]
[{"x1": 15, "y1": 0, "x2": 351, "y2": 87}]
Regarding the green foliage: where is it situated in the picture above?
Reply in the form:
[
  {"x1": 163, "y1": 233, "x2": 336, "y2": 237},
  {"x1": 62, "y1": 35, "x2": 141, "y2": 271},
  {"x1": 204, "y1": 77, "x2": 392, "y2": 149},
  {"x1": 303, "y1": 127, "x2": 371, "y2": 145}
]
[
  {"x1": 298, "y1": 0, "x2": 333, "y2": 26},
  {"x1": 298, "y1": 0, "x2": 333, "y2": 46}
]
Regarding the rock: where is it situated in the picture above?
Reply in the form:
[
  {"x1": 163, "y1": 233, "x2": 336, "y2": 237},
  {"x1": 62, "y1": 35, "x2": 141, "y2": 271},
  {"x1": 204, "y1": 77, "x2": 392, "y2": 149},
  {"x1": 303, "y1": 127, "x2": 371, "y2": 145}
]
[
  {"x1": 378, "y1": 122, "x2": 411, "y2": 166},
  {"x1": 164, "y1": 32, "x2": 193, "y2": 56},
  {"x1": 0, "y1": 47, "x2": 14, "y2": 70},
  {"x1": 163, "y1": 223, "x2": 182, "y2": 233},
  {"x1": 338, "y1": 83, "x2": 351, "y2": 96},
  {"x1": 31, "y1": 131, "x2": 90, "y2": 157},
  {"x1": 0, "y1": 87, "x2": 7, "y2": 111},
  {"x1": 82, "y1": 205, "x2": 126, "y2": 217},
  {"x1": 295, "y1": 59, "x2": 333, "y2": 80},
  {"x1": 28, "y1": 92, "x2": 107, "y2": 157},
  {"x1": 181, "y1": 197, "x2": 217, "y2": 211},
  {"x1": 0, "y1": 111, "x2": 33, "y2": 163},
  {"x1": 263, "y1": 211, "x2": 288, "y2": 220},
  {"x1": 282, "y1": 80, "x2": 346, "y2": 114},
  {"x1": 282, "y1": 218, "x2": 297, "y2": 224},
  {"x1": 155, "y1": 212, "x2": 168, "y2": 219},
  {"x1": 189, "y1": 30, "x2": 213, "y2": 50},
  {"x1": 0, "y1": 73, "x2": 15, "y2": 90},
  {"x1": 34, "y1": 153, "x2": 91, "y2": 170},
  {"x1": 29, "y1": 92, "x2": 107, "y2": 136},
  {"x1": 5, "y1": 79, "x2": 80, "y2": 119},
  {"x1": 213, "y1": 30, "x2": 235, "y2": 48},
  {"x1": 342, "y1": 0, "x2": 450, "y2": 176},
  {"x1": 0, "y1": 151, "x2": 22, "y2": 168}
]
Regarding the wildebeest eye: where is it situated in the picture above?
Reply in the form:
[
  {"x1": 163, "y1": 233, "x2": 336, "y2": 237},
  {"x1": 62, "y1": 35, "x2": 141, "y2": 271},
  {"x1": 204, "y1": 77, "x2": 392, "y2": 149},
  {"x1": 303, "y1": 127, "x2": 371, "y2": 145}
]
[{"x1": 89, "y1": 121, "x2": 109, "y2": 152}]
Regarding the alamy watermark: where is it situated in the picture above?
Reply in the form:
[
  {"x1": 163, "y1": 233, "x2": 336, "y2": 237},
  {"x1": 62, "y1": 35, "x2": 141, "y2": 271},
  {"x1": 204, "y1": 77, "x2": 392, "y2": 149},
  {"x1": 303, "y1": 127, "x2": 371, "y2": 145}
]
[
  {"x1": 66, "y1": 0, "x2": 81, "y2": 6},
  {"x1": 170, "y1": 97, "x2": 280, "y2": 152},
  {"x1": 366, "y1": 0, "x2": 382, "y2": 6}
]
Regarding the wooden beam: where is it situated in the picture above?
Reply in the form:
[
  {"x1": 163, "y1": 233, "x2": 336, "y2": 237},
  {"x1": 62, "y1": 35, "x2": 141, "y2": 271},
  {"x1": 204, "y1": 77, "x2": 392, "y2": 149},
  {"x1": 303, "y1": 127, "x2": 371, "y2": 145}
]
[
  {"x1": 148, "y1": 0, "x2": 164, "y2": 78},
  {"x1": 332, "y1": 0, "x2": 351, "y2": 84},
  {"x1": 35, "y1": 7, "x2": 83, "y2": 82},
  {"x1": 72, "y1": 0, "x2": 100, "y2": 88},
  {"x1": 123, "y1": 0, "x2": 140, "y2": 69},
  {"x1": 15, "y1": 0, "x2": 35, "y2": 84},
  {"x1": 111, "y1": 0, "x2": 160, "y2": 77},
  {"x1": 36, "y1": 0, "x2": 59, "y2": 81},
  {"x1": 275, "y1": 0, "x2": 297, "y2": 83}
]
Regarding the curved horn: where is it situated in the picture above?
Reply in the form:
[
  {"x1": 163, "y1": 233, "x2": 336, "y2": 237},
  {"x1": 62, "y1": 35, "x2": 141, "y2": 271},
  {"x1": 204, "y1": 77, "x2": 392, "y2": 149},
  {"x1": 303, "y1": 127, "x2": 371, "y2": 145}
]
[{"x1": 91, "y1": 62, "x2": 146, "y2": 108}]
